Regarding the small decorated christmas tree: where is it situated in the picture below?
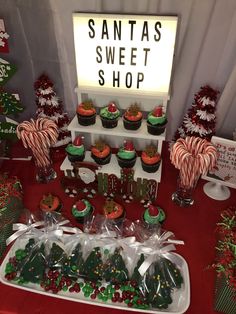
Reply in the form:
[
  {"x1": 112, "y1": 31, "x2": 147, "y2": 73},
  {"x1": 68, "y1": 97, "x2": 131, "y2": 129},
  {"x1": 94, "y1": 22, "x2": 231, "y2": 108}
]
[
  {"x1": 47, "y1": 242, "x2": 67, "y2": 270},
  {"x1": 63, "y1": 243, "x2": 84, "y2": 278},
  {"x1": 160, "y1": 257, "x2": 183, "y2": 289},
  {"x1": 81, "y1": 247, "x2": 103, "y2": 281},
  {"x1": 174, "y1": 85, "x2": 219, "y2": 141},
  {"x1": 103, "y1": 247, "x2": 129, "y2": 284},
  {"x1": 20, "y1": 243, "x2": 46, "y2": 283},
  {"x1": 34, "y1": 74, "x2": 71, "y2": 147},
  {"x1": 145, "y1": 262, "x2": 172, "y2": 309}
]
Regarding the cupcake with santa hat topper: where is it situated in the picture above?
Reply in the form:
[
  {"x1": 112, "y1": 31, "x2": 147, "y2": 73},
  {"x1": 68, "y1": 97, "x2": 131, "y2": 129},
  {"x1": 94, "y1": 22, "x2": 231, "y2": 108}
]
[
  {"x1": 71, "y1": 199, "x2": 94, "y2": 223},
  {"x1": 116, "y1": 140, "x2": 136, "y2": 168},
  {"x1": 143, "y1": 204, "x2": 165, "y2": 226},
  {"x1": 147, "y1": 105, "x2": 167, "y2": 135},
  {"x1": 65, "y1": 135, "x2": 85, "y2": 162},
  {"x1": 100, "y1": 102, "x2": 120, "y2": 128},
  {"x1": 76, "y1": 99, "x2": 96, "y2": 126}
]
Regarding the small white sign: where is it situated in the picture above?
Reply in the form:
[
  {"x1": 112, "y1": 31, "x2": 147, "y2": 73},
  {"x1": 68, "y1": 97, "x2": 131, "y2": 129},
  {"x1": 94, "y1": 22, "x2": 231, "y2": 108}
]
[
  {"x1": 202, "y1": 136, "x2": 236, "y2": 189},
  {"x1": 73, "y1": 13, "x2": 178, "y2": 97}
]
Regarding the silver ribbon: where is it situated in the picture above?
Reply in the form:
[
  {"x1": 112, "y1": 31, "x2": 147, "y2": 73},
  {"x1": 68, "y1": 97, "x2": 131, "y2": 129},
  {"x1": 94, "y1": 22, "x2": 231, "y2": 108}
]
[
  {"x1": 57, "y1": 220, "x2": 81, "y2": 234},
  {"x1": 6, "y1": 221, "x2": 45, "y2": 246},
  {"x1": 137, "y1": 231, "x2": 184, "y2": 276}
]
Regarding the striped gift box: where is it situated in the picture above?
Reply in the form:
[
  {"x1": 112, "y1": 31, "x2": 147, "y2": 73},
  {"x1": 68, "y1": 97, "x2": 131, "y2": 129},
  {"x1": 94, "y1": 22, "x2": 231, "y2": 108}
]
[
  {"x1": 0, "y1": 196, "x2": 22, "y2": 257},
  {"x1": 214, "y1": 274, "x2": 236, "y2": 314}
]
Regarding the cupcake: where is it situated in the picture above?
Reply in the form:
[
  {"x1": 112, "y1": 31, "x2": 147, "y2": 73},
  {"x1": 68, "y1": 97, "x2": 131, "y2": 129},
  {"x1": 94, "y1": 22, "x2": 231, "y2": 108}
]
[
  {"x1": 100, "y1": 102, "x2": 120, "y2": 128},
  {"x1": 147, "y1": 105, "x2": 167, "y2": 135},
  {"x1": 65, "y1": 136, "x2": 85, "y2": 162},
  {"x1": 40, "y1": 193, "x2": 62, "y2": 212},
  {"x1": 91, "y1": 139, "x2": 111, "y2": 165},
  {"x1": 141, "y1": 145, "x2": 161, "y2": 173},
  {"x1": 76, "y1": 100, "x2": 96, "y2": 126},
  {"x1": 116, "y1": 140, "x2": 136, "y2": 168},
  {"x1": 123, "y1": 103, "x2": 143, "y2": 130},
  {"x1": 143, "y1": 204, "x2": 165, "y2": 225},
  {"x1": 103, "y1": 199, "x2": 125, "y2": 221},
  {"x1": 71, "y1": 199, "x2": 94, "y2": 223}
]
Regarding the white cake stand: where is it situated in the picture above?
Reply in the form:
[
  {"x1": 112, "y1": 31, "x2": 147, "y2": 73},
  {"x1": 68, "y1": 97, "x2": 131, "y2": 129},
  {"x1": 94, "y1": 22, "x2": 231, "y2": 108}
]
[{"x1": 203, "y1": 181, "x2": 231, "y2": 200}]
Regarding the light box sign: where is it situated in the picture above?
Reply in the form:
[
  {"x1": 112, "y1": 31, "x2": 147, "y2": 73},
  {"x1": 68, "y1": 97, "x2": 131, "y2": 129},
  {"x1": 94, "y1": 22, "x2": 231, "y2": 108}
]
[{"x1": 73, "y1": 13, "x2": 178, "y2": 97}]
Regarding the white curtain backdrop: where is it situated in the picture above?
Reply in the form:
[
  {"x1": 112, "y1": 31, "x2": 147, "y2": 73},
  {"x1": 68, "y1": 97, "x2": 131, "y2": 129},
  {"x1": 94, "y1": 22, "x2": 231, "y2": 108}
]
[{"x1": 1, "y1": 0, "x2": 236, "y2": 141}]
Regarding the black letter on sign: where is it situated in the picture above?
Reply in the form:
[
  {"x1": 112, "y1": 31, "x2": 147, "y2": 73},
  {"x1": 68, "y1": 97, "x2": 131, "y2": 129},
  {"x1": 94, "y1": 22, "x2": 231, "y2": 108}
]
[
  {"x1": 114, "y1": 20, "x2": 121, "y2": 40},
  {"x1": 119, "y1": 47, "x2": 125, "y2": 65},
  {"x1": 128, "y1": 20, "x2": 136, "y2": 40},
  {"x1": 137, "y1": 73, "x2": 144, "y2": 88},
  {"x1": 126, "y1": 72, "x2": 132, "y2": 88},
  {"x1": 96, "y1": 46, "x2": 102, "y2": 63},
  {"x1": 143, "y1": 48, "x2": 150, "y2": 66},
  {"x1": 102, "y1": 20, "x2": 109, "y2": 39},
  {"x1": 141, "y1": 21, "x2": 149, "y2": 41},
  {"x1": 113, "y1": 71, "x2": 120, "y2": 87},
  {"x1": 130, "y1": 48, "x2": 137, "y2": 65},
  {"x1": 106, "y1": 46, "x2": 115, "y2": 64},
  {"x1": 154, "y1": 22, "x2": 161, "y2": 41},
  {"x1": 98, "y1": 70, "x2": 105, "y2": 86},
  {"x1": 88, "y1": 19, "x2": 95, "y2": 38}
]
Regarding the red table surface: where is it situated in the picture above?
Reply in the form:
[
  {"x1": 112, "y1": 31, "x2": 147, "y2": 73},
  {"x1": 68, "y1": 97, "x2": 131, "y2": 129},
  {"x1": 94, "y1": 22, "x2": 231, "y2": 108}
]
[{"x1": 0, "y1": 141, "x2": 230, "y2": 314}]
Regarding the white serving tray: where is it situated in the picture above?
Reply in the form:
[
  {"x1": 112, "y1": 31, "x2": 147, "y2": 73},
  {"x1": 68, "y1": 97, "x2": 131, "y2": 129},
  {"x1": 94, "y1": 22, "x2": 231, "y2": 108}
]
[{"x1": 0, "y1": 238, "x2": 190, "y2": 314}]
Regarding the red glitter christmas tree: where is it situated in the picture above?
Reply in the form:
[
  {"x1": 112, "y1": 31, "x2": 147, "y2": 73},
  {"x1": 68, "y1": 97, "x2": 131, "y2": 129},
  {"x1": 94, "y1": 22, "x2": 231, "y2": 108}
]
[
  {"x1": 34, "y1": 74, "x2": 71, "y2": 147},
  {"x1": 174, "y1": 85, "x2": 219, "y2": 141}
]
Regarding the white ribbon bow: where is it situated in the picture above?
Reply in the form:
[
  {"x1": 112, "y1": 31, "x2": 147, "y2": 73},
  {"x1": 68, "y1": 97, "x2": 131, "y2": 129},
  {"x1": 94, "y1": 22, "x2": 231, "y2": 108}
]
[{"x1": 6, "y1": 221, "x2": 45, "y2": 246}]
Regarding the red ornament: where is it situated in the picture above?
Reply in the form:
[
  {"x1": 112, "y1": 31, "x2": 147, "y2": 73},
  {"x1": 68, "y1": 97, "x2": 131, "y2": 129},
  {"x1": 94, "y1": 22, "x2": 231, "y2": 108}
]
[
  {"x1": 75, "y1": 200, "x2": 86, "y2": 211},
  {"x1": 148, "y1": 204, "x2": 159, "y2": 216},
  {"x1": 108, "y1": 103, "x2": 117, "y2": 112}
]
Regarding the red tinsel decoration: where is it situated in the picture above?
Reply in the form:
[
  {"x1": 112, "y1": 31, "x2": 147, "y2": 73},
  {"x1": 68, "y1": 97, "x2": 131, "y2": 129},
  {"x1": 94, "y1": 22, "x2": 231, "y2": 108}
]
[
  {"x1": 34, "y1": 74, "x2": 71, "y2": 146},
  {"x1": 174, "y1": 85, "x2": 219, "y2": 142}
]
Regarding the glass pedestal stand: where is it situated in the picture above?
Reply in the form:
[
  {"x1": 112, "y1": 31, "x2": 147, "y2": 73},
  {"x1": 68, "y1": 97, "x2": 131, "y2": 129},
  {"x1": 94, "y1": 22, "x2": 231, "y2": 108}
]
[
  {"x1": 172, "y1": 176, "x2": 199, "y2": 207},
  {"x1": 36, "y1": 165, "x2": 57, "y2": 183}
]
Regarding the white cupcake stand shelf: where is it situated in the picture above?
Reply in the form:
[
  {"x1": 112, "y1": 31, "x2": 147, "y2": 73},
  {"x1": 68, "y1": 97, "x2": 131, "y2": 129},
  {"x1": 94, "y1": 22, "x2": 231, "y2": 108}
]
[{"x1": 60, "y1": 99, "x2": 166, "y2": 200}]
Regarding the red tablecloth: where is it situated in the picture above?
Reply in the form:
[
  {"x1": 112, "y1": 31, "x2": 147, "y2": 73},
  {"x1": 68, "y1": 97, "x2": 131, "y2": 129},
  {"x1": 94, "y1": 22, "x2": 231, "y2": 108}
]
[{"x1": 0, "y1": 142, "x2": 230, "y2": 314}]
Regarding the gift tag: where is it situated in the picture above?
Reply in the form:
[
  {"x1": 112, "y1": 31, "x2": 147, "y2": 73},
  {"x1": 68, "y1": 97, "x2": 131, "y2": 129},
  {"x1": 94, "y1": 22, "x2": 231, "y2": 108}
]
[
  {"x1": 0, "y1": 19, "x2": 9, "y2": 53},
  {"x1": 0, "y1": 58, "x2": 17, "y2": 86}
]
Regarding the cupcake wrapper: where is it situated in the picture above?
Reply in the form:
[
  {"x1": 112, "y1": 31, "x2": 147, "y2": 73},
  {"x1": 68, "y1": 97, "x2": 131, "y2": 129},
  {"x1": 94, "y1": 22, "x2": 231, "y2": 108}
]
[
  {"x1": 117, "y1": 155, "x2": 136, "y2": 168},
  {"x1": 91, "y1": 153, "x2": 111, "y2": 165},
  {"x1": 100, "y1": 116, "x2": 118, "y2": 128},
  {"x1": 123, "y1": 118, "x2": 142, "y2": 130},
  {"x1": 67, "y1": 153, "x2": 85, "y2": 162},
  {"x1": 77, "y1": 113, "x2": 96, "y2": 126},
  {"x1": 74, "y1": 207, "x2": 94, "y2": 224},
  {"x1": 147, "y1": 120, "x2": 167, "y2": 135},
  {"x1": 141, "y1": 160, "x2": 161, "y2": 173}
]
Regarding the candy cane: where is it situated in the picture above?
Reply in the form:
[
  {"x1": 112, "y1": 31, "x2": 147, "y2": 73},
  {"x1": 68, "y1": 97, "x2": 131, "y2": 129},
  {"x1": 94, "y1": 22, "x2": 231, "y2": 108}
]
[
  {"x1": 171, "y1": 136, "x2": 218, "y2": 188},
  {"x1": 17, "y1": 118, "x2": 58, "y2": 169}
]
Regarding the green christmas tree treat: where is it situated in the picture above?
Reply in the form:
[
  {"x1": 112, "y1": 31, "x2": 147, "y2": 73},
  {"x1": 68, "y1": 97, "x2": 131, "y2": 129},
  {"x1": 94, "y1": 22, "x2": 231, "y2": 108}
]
[
  {"x1": 81, "y1": 247, "x2": 103, "y2": 281},
  {"x1": 20, "y1": 243, "x2": 46, "y2": 283},
  {"x1": 103, "y1": 248, "x2": 129, "y2": 284},
  {"x1": 160, "y1": 257, "x2": 183, "y2": 289},
  {"x1": 47, "y1": 242, "x2": 67, "y2": 270},
  {"x1": 145, "y1": 262, "x2": 172, "y2": 309},
  {"x1": 63, "y1": 243, "x2": 84, "y2": 278}
]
